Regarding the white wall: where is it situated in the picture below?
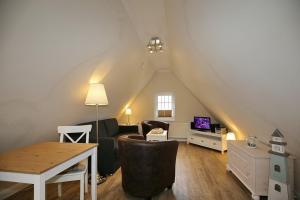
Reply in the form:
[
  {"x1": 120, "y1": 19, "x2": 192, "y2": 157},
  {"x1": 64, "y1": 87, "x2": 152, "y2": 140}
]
[
  {"x1": 0, "y1": 0, "x2": 154, "y2": 152},
  {"x1": 119, "y1": 70, "x2": 216, "y2": 138},
  {"x1": 166, "y1": 0, "x2": 300, "y2": 194},
  {"x1": 1, "y1": 0, "x2": 299, "y2": 196}
]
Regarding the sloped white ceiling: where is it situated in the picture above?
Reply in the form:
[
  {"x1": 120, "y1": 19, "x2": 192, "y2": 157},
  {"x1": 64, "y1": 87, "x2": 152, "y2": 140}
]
[
  {"x1": 121, "y1": 0, "x2": 300, "y2": 192},
  {"x1": 165, "y1": 0, "x2": 300, "y2": 192},
  {"x1": 121, "y1": 0, "x2": 300, "y2": 149},
  {"x1": 0, "y1": 0, "x2": 155, "y2": 152},
  {"x1": 0, "y1": 0, "x2": 299, "y2": 194},
  {"x1": 121, "y1": 0, "x2": 170, "y2": 69}
]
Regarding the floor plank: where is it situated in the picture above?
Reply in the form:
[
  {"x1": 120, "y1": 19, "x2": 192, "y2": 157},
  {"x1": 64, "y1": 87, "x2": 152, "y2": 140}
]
[{"x1": 4, "y1": 143, "x2": 251, "y2": 200}]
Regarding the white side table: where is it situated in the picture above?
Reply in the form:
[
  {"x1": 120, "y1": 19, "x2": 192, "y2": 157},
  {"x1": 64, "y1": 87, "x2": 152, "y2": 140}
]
[{"x1": 146, "y1": 130, "x2": 167, "y2": 141}]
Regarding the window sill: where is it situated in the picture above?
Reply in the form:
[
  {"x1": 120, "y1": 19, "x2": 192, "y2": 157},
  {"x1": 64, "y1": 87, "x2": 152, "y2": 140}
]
[{"x1": 155, "y1": 117, "x2": 175, "y2": 122}]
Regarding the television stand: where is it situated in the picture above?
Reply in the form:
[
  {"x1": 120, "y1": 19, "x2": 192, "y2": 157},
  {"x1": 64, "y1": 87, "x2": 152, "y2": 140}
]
[{"x1": 187, "y1": 128, "x2": 227, "y2": 154}]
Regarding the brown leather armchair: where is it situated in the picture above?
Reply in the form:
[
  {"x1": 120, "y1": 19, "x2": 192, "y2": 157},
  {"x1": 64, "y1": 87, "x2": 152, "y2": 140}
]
[
  {"x1": 118, "y1": 135, "x2": 179, "y2": 199},
  {"x1": 141, "y1": 120, "x2": 170, "y2": 139}
]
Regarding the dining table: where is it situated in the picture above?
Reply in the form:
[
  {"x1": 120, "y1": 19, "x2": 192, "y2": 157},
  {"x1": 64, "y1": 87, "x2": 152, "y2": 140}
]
[{"x1": 0, "y1": 142, "x2": 98, "y2": 200}]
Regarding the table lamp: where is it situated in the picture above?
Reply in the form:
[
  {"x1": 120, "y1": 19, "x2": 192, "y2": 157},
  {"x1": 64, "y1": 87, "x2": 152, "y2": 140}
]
[
  {"x1": 85, "y1": 83, "x2": 108, "y2": 184},
  {"x1": 226, "y1": 132, "x2": 236, "y2": 140},
  {"x1": 125, "y1": 108, "x2": 132, "y2": 125}
]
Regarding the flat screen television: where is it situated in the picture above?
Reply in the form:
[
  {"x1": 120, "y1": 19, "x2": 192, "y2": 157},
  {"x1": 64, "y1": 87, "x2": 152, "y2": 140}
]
[{"x1": 194, "y1": 116, "x2": 211, "y2": 130}]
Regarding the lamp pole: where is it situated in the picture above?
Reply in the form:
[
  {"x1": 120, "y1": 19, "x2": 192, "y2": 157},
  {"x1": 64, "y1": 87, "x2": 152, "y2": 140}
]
[
  {"x1": 96, "y1": 104, "x2": 99, "y2": 142},
  {"x1": 95, "y1": 104, "x2": 106, "y2": 184},
  {"x1": 85, "y1": 83, "x2": 108, "y2": 185}
]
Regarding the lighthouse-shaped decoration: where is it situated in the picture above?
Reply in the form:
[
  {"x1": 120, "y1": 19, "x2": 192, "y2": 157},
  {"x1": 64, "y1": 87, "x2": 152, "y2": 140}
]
[{"x1": 268, "y1": 129, "x2": 294, "y2": 200}]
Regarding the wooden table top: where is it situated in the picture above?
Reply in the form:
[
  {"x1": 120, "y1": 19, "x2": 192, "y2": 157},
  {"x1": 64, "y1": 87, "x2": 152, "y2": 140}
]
[{"x1": 0, "y1": 142, "x2": 97, "y2": 174}]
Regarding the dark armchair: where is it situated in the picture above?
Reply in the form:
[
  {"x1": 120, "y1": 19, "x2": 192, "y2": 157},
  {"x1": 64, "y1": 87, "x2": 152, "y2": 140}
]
[
  {"x1": 141, "y1": 120, "x2": 170, "y2": 139},
  {"x1": 118, "y1": 135, "x2": 179, "y2": 199}
]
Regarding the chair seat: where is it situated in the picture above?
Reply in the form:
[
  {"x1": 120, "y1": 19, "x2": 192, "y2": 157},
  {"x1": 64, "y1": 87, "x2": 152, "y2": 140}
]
[
  {"x1": 47, "y1": 163, "x2": 87, "y2": 184},
  {"x1": 59, "y1": 163, "x2": 87, "y2": 175}
]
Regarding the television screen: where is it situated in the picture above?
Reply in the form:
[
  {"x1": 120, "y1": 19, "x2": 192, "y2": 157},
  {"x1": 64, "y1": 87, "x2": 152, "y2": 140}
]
[{"x1": 194, "y1": 117, "x2": 211, "y2": 130}]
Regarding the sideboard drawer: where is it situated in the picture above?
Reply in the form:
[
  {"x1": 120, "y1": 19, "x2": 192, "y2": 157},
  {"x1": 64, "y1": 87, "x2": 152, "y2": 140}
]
[
  {"x1": 210, "y1": 140, "x2": 221, "y2": 150},
  {"x1": 230, "y1": 148, "x2": 252, "y2": 186},
  {"x1": 187, "y1": 129, "x2": 227, "y2": 153},
  {"x1": 198, "y1": 137, "x2": 207, "y2": 145}
]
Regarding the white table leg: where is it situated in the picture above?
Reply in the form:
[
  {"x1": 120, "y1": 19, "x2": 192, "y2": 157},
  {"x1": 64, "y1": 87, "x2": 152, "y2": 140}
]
[
  {"x1": 91, "y1": 147, "x2": 97, "y2": 200},
  {"x1": 80, "y1": 174, "x2": 84, "y2": 200},
  {"x1": 34, "y1": 176, "x2": 45, "y2": 200}
]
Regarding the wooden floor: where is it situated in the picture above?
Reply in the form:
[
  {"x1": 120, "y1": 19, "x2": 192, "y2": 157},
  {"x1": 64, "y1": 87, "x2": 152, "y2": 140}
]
[{"x1": 5, "y1": 143, "x2": 252, "y2": 200}]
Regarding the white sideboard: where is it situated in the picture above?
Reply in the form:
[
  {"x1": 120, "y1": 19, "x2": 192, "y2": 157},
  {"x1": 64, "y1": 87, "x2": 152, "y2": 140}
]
[
  {"x1": 227, "y1": 140, "x2": 270, "y2": 200},
  {"x1": 187, "y1": 129, "x2": 227, "y2": 153}
]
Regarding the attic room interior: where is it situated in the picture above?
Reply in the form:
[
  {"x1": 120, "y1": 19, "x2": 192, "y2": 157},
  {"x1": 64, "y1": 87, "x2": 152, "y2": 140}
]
[{"x1": 0, "y1": 0, "x2": 299, "y2": 200}]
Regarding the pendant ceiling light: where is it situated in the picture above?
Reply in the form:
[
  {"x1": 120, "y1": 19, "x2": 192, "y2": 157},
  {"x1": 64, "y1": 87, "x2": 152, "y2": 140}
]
[{"x1": 147, "y1": 37, "x2": 163, "y2": 53}]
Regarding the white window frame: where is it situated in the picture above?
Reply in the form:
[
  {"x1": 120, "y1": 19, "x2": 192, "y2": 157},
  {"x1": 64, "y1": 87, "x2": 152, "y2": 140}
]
[{"x1": 154, "y1": 92, "x2": 175, "y2": 121}]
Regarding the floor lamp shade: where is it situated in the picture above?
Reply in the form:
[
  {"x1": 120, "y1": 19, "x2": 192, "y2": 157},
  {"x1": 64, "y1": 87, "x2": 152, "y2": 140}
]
[{"x1": 85, "y1": 83, "x2": 108, "y2": 105}]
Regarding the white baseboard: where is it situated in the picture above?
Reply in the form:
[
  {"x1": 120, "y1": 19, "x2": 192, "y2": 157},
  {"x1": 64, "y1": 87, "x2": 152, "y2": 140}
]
[{"x1": 0, "y1": 183, "x2": 28, "y2": 200}]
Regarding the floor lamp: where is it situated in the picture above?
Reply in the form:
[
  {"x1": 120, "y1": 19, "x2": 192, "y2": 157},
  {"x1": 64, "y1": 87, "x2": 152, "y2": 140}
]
[{"x1": 85, "y1": 83, "x2": 108, "y2": 184}]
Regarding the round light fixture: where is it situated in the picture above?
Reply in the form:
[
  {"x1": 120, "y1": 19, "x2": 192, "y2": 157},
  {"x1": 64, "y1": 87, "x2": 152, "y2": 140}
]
[{"x1": 147, "y1": 37, "x2": 163, "y2": 53}]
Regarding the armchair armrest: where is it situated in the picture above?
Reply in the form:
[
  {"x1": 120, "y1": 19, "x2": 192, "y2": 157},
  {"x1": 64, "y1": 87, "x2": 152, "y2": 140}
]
[
  {"x1": 119, "y1": 125, "x2": 139, "y2": 134},
  {"x1": 91, "y1": 137, "x2": 118, "y2": 175}
]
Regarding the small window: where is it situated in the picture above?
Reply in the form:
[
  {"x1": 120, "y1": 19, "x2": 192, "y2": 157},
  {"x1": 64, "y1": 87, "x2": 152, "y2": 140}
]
[
  {"x1": 274, "y1": 184, "x2": 281, "y2": 192},
  {"x1": 155, "y1": 94, "x2": 175, "y2": 121},
  {"x1": 274, "y1": 165, "x2": 281, "y2": 172}
]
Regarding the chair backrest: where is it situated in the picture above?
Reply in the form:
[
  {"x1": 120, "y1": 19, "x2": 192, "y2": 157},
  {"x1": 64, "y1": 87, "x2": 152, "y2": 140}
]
[
  {"x1": 141, "y1": 120, "x2": 170, "y2": 139},
  {"x1": 58, "y1": 125, "x2": 92, "y2": 143},
  {"x1": 118, "y1": 135, "x2": 178, "y2": 198}
]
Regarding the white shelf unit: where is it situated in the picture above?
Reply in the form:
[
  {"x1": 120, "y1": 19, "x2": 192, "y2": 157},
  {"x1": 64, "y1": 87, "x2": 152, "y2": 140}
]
[{"x1": 187, "y1": 128, "x2": 227, "y2": 154}]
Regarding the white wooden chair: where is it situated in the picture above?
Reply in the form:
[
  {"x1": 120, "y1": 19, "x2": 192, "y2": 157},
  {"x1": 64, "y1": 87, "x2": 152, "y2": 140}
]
[{"x1": 47, "y1": 125, "x2": 92, "y2": 200}]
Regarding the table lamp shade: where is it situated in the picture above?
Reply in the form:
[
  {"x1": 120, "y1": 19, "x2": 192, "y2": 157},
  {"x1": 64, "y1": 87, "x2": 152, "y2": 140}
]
[
  {"x1": 85, "y1": 83, "x2": 108, "y2": 105},
  {"x1": 125, "y1": 108, "x2": 132, "y2": 115},
  {"x1": 226, "y1": 132, "x2": 236, "y2": 140}
]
